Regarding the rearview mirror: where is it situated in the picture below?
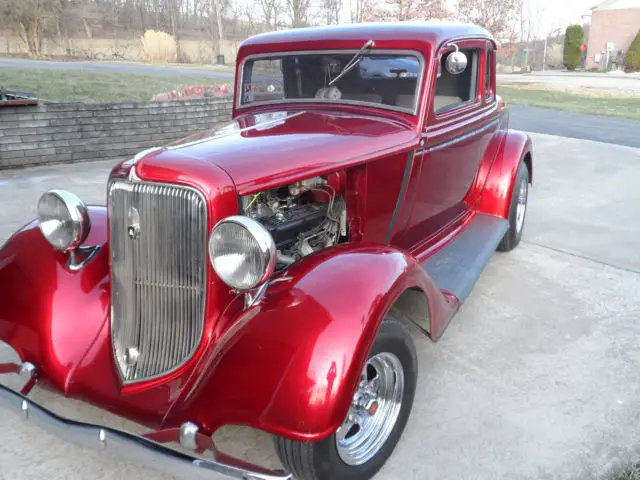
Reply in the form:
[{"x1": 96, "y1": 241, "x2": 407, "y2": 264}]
[{"x1": 445, "y1": 45, "x2": 468, "y2": 75}]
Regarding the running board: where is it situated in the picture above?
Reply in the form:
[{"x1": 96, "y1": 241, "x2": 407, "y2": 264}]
[{"x1": 423, "y1": 214, "x2": 509, "y2": 304}]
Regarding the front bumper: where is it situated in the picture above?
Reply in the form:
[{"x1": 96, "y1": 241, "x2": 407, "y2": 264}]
[{"x1": 0, "y1": 362, "x2": 291, "y2": 480}]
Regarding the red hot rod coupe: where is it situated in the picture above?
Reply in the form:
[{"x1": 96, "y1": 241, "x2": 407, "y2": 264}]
[{"x1": 0, "y1": 22, "x2": 532, "y2": 480}]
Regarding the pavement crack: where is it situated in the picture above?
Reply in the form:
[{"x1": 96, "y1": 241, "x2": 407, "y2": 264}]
[{"x1": 522, "y1": 240, "x2": 640, "y2": 275}]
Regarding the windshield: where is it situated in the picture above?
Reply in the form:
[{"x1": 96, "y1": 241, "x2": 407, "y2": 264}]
[{"x1": 240, "y1": 51, "x2": 423, "y2": 114}]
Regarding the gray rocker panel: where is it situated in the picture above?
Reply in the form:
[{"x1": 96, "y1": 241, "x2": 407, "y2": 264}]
[{"x1": 423, "y1": 213, "x2": 509, "y2": 303}]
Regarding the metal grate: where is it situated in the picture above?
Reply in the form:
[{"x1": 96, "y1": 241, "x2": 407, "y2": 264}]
[{"x1": 108, "y1": 180, "x2": 207, "y2": 383}]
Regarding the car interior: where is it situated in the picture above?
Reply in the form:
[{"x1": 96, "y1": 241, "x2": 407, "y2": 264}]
[
  {"x1": 243, "y1": 54, "x2": 421, "y2": 112},
  {"x1": 433, "y1": 48, "x2": 479, "y2": 113},
  {"x1": 242, "y1": 49, "x2": 480, "y2": 116}
]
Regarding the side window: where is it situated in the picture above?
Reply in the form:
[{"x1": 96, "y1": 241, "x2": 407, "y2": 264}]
[
  {"x1": 434, "y1": 48, "x2": 480, "y2": 114},
  {"x1": 485, "y1": 49, "x2": 495, "y2": 101}
]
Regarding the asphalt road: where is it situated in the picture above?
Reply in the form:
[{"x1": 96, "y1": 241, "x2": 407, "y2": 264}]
[
  {"x1": 0, "y1": 57, "x2": 235, "y2": 80},
  {"x1": 2, "y1": 132, "x2": 640, "y2": 480},
  {"x1": 509, "y1": 104, "x2": 640, "y2": 149}
]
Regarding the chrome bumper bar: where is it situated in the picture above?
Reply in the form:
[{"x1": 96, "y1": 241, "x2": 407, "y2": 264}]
[{"x1": 0, "y1": 364, "x2": 291, "y2": 480}]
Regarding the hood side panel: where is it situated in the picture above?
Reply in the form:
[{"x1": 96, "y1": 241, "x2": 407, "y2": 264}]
[{"x1": 138, "y1": 110, "x2": 420, "y2": 195}]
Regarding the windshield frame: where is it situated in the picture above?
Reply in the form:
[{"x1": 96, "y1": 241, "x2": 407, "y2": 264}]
[{"x1": 236, "y1": 49, "x2": 426, "y2": 116}]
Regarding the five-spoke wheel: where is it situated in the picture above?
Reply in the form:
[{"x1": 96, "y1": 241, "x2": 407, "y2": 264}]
[
  {"x1": 335, "y1": 351, "x2": 404, "y2": 466},
  {"x1": 275, "y1": 318, "x2": 417, "y2": 480},
  {"x1": 498, "y1": 161, "x2": 530, "y2": 252}
]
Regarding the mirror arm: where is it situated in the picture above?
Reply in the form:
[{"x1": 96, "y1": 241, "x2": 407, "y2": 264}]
[{"x1": 443, "y1": 42, "x2": 460, "y2": 53}]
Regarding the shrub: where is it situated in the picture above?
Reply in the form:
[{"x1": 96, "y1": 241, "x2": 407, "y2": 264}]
[
  {"x1": 624, "y1": 29, "x2": 640, "y2": 72},
  {"x1": 563, "y1": 25, "x2": 584, "y2": 71},
  {"x1": 141, "y1": 30, "x2": 177, "y2": 63}
]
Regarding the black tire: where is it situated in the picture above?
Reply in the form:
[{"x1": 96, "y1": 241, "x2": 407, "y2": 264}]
[
  {"x1": 274, "y1": 317, "x2": 417, "y2": 480},
  {"x1": 497, "y1": 161, "x2": 529, "y2": 252}
]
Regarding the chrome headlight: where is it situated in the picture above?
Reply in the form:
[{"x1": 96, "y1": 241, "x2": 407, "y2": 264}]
[
  {"x1": 37, "y1": 190, "x2": 91, "y2": 252},
  {"x1": 208, "y1": 216, "x2": 276, "y2": 291}
]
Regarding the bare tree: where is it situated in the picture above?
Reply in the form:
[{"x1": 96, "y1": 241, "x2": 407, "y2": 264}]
[
  {"x1": 212, "y1": 0, "x2": 225, "y2": 41},
  {"x1": 257, "y1": 0, "x2": 285, "y2": 29},
  {"x1": 53, "y1": 0, "x2": 74, "y2": 54},
  {"x1": 2, "y1": 0, "x2": 53, "y2": 56},
  {"x1": 164, "y1": 0, "x2": 184, "y2": 59},
  {"x1": 286, "y1": 0, "x2": 312, "y2": 27},
  {"x1": 323, "y1": 0, "x2": 341, "y2": 24},
  {"x1": 350, "y1": 0, "x2": 371, "y2": 23},
  {"x1": 457, "y1": 0, "x2": 519, "y2": 42},
  {"x1": 363, "y1": 0, "x2": 447, "y2": 22}
]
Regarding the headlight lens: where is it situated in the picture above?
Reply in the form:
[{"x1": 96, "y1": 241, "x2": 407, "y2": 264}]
[
  {"x1": 208, "y1": 216, "x2": 276, "y2": 291},
  {"x1": 37, "y1": 190, "x2": 90, "y2": 252}
]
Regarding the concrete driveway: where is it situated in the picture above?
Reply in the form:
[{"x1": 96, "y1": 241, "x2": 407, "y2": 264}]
[{"x1": 2, "y1": 132, "x2": 640, "y2": 480}]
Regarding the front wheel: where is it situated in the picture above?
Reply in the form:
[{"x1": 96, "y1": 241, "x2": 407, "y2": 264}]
[{"x1": 274, "y1": 318, "x2": 417, "y2": 480}]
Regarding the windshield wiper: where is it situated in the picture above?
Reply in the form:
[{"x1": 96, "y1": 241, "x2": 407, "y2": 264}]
[{"x1": 328, "y1": 39, "x2": 375, "y2": 87}]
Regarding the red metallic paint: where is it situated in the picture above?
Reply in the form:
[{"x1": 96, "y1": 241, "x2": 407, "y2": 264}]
[
  {"x1": 476, "y1": 129, "x2": 533, "y2": 219},
  {"x1": 362, "y1": 152, "x2": 413, "y2": 244},
  {"x1": 162, "y1": 244, "x2": 456, "y2": 441},
  {"x1": 233, "y1": 22, "x2": 493, "y2": 127},
  {"x1": 0, "y1": 210, "x2": 110, "y2": 394},
  {"x1": 0, "y1": 23, "x2": 532, "y2": 449},
  {"x1": 138, "y1": 110, "x2": 419, "y2": 195}
]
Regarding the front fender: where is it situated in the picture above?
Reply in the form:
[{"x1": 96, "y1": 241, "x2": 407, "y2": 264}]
[
  {"x1": 0, "y1": 207, "x2": 110, "y2": 393},
  {"x1": 167, "y1": 243, "x2": 453, "y2": 442},
  {"x1": 477, "y1": 129, "x2": 533, "y2": 219}
]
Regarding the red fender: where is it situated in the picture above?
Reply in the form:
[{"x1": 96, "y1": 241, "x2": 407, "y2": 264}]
[
  {"x1": 165, "y1": 244, "x2": 455, "y2": 442},
  {"x1": 477, "y1": 129, "x2": 533, "y2": 219},
  {"x1": 0, "y1": 207, "x2": 110, "y2": 393}
]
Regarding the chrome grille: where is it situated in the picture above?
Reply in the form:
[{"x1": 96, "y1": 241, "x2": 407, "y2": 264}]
[{"x1": 108, "y1": 180, "x2": 207, "y2": 383}]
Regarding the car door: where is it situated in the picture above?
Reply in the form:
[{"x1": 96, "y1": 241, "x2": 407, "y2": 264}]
[{"x1": 395, "y1": 39, "x2": 498, "y2": 251}]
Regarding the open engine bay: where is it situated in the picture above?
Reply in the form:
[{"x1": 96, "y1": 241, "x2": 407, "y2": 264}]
[{"x1": 241, "y1": 175, "x2": 348, "y2": 269}]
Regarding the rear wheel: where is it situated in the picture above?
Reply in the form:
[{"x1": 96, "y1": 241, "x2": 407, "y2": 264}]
[
  {"x1": 274, "y1": 318, "x2": 417, "y2": 480},
  {"x1": 497, "y1": 161, "x2": 529, "y2": 252}
]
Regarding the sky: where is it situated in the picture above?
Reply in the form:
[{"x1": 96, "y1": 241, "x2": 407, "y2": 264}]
[{"x1": 527, "y1": 0, "x2": 599, "y2": 35}]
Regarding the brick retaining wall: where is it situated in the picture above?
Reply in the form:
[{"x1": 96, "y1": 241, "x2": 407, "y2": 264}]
[{"x1": 0, "y1": 98, "x2": 234, "y2": 169}]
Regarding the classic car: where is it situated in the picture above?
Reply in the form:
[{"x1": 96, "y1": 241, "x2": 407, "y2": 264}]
[{"x1": 0, "y1": 22, "x2": 532, "y2": 480}]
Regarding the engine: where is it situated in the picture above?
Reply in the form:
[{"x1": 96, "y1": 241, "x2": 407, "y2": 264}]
[{"x1": 241, "y1": 175, "x2": 347, "y2": 268}]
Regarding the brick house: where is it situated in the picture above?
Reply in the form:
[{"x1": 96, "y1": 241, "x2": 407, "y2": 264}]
[{"x1": 585, "y1": 0, "x2": 640, "y2": 69}]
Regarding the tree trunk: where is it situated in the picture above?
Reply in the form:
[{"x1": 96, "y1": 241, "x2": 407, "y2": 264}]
[
  {"x1": 213, "y1": 0, "x2": 224, "y2": 41},
  {"x1": 82, "y1": 17, "x2": 93, "y2": 39},
  {"x1": 170, "y1": 12, "x2": 182, "y2": 62},
  {"x1": 212, "y1": 0, "x2": 224, "y2": 59},
  {"x1": 22, "y1": 19, "x2": 41, "y2": 57}
]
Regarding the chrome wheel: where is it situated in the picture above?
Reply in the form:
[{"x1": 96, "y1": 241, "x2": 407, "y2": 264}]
[
  {"x1": 515, "y1": 177, "x2": 528, "y2": 234},
  {"x1": 336, "y1": 352, "x2": 404, "y2": 466}
]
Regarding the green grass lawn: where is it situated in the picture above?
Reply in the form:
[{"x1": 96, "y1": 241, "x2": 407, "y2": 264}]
[
  {"x1": 0, "y1": 67, "x2": 226, "y2": 102},
  {"x1": 3, "y1": 65, "x2": 640, "y2": 119},
  {"x1": 498, "y1": 85, "x2": 640, "y2": 120}
]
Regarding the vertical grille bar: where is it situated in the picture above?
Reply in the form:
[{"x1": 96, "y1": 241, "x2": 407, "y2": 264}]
[{"x1": 109, "y1": 180, "x2": 207, "y2": 383}]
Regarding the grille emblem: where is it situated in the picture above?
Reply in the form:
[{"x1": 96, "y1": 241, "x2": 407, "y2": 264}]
[
  {"x1": 125, "y1": 347, "x2": 139, "y2": 366},
  {"x1": 127, "y1": 206, "x2": 140, "y2": 239}
]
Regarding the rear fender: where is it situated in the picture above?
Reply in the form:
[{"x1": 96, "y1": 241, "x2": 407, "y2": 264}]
[
  {"x1": 166, "y1": 244, "x2": 454, "y2": 442},
  {"x1": 0, "y1": 207, "x2": 110, "y2": 393},
  {"x1": 477, "y1": 130, "x2": 533, "y2": 219}
]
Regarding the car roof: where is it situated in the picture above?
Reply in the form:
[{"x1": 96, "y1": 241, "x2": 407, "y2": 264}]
[{"x1": 240, "y1": 22, "x2": 493, "y2": 52}]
